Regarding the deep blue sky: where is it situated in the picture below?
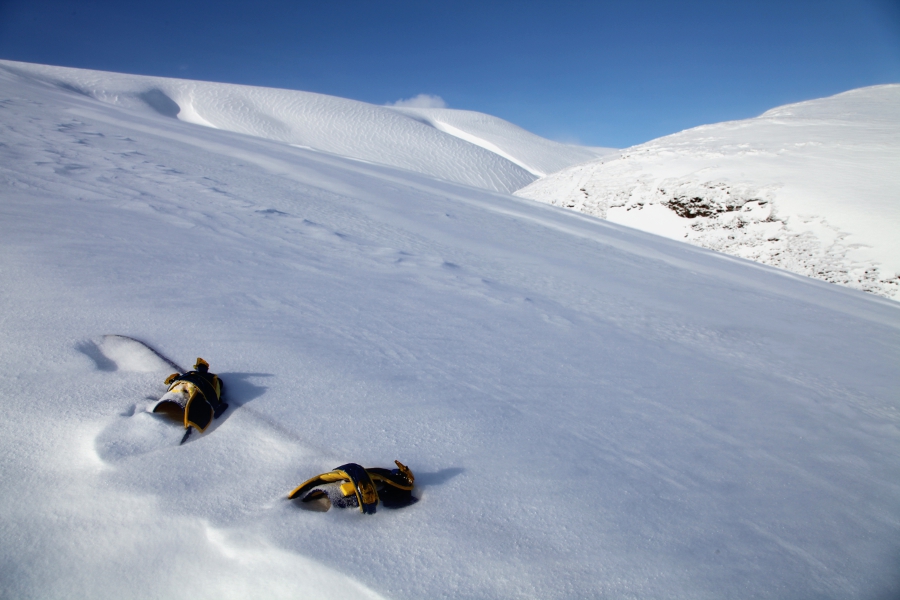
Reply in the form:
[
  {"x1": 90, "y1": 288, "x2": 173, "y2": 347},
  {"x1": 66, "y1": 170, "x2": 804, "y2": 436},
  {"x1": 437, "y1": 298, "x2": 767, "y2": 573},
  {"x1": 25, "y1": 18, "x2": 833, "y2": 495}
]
[{"x1": 1, "y1": 0, "x2": 898, "y2": 147}]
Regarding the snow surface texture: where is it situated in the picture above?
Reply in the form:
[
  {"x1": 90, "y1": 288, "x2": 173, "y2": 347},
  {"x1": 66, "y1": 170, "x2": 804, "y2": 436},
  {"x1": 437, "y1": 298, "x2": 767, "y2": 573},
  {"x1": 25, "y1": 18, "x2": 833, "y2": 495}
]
[
  {"x1": 0, "y1": 60, "x2": 609, "y2": 194},
  {"x1": 516, "y1": 85, "x2": 900, "y2": 301},
  {"x1": 1, "y1": 63, "x2": 900, "y2": 599},
  {"x1": 390, "y1": 106, "x2": 611, "y2": 177}
]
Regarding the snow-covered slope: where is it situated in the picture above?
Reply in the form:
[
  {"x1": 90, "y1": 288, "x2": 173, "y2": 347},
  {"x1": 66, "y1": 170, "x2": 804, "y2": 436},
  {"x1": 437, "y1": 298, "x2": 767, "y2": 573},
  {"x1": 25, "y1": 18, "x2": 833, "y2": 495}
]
[
  {"x1": 0, "y1": 60, "x2": 607, "y2": 194},
  {"x1": 516, "y1": 85, "x2": 900, "y2": 300},
  {"x1": 1, "y1": 65, "x2": 899, "y2": 599},
  {"x1": 390, "y1": 106, "x2": 614, "y2": 176}
]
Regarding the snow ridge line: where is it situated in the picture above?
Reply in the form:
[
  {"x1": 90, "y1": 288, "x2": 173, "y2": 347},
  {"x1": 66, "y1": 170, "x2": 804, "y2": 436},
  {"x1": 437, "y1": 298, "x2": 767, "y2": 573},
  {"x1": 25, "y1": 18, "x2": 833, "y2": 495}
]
[{"x1": 427, "y1": 119, "x2": 545, "y2": 177}]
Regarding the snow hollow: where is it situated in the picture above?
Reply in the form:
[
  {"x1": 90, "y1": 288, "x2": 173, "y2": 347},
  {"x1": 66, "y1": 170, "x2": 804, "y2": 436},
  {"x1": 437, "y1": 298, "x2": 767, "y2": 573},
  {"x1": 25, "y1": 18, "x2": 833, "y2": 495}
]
[{"x1": 1, "y1": 61, "x2": 899, "y2": 599}]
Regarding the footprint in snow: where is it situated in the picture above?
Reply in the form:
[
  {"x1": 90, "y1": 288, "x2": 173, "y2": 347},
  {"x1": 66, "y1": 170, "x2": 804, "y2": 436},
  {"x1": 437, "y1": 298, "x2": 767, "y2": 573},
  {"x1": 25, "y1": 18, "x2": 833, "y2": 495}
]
[
  {"x1": 84, "y1": 335, "x2": 190, "y2": 462},
  {"x1": 95, "y1": 404, "x2": 187, "y2": 461}
]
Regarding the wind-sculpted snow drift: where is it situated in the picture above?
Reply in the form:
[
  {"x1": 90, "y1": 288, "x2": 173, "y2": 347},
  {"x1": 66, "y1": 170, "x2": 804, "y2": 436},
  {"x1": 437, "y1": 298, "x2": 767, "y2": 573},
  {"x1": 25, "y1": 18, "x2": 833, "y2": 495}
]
[
  {"x1": 517, "y1": 85, "x2": 900, "y2": 300},
  {"x1": 0, "y1": 60, "x2": 607, "y2": 193},
  {"x1": 1, "y1": 61, "x2": 899, "y2": 599}
]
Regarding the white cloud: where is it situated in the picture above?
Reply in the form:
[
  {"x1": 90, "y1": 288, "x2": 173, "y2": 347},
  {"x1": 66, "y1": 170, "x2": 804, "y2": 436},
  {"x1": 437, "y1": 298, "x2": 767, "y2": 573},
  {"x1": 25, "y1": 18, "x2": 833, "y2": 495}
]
[{"x1": 388, "y1": 94, "x2": 447, "y2": 109}]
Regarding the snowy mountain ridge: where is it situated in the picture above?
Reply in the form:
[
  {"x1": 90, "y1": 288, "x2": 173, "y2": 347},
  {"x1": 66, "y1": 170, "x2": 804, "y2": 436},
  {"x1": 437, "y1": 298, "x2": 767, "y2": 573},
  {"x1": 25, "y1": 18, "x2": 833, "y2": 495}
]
[
  {"x1": 516, "y1": 84, "x2": 900, "y2": 300},
  {"x1": 0, "y1": 59, "x2": 609, "y2": 193}
]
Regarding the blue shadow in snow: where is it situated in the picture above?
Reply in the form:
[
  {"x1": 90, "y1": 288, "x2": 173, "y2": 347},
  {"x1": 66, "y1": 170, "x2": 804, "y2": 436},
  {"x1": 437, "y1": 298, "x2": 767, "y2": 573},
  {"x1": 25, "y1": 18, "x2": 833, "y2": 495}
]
[
  {"x1": 219, "y1": 372, "x2": 271, "y2": 410},
  {"x1": 415, "y1": 467, "x2": 465, "y2": 486},
  {"x1": 182, "y1": 372, "x2": 271, "y2": 440},
  {"x1": 75, "y1": 340, "x2": 117, "y2": 372}
]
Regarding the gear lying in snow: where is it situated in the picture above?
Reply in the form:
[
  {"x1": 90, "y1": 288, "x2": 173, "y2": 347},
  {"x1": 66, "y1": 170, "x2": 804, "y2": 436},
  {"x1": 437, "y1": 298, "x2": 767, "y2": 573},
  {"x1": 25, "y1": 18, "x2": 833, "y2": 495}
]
[
  {"x1": 288, "y1": 461, "x2": 418, "y2": 514},
  {"x1": 152, "y1": 358, "x2": 227, "y2": 442}
]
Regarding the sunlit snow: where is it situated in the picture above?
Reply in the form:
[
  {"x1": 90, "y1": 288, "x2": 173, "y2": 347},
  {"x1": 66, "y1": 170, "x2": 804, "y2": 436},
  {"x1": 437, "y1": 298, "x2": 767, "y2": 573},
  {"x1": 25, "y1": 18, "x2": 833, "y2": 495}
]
[
  {"x1": 517, "y1": 85, "x2": 900, "y2": 300},
  {"x1": 0, "y1": 60, "x2": 608, "y2": 194},
  {"x1": 1, "y1": 61, "x2": 899, "y2": 599}
]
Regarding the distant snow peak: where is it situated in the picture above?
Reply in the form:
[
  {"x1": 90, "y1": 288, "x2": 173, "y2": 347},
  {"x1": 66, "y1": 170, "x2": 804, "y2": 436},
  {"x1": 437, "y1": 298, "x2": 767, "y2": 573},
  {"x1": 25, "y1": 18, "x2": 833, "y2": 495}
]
[
  {"x1": 389, "y1": 93, "x2": 447, "y2": 108},
  {"x1": 516, "y1": 85, "x2": 900, "y2": 301}
]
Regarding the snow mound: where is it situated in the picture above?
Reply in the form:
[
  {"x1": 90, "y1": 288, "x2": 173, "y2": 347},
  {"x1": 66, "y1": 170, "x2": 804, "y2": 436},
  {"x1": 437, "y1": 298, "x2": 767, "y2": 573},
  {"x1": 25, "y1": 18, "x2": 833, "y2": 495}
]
[
  {"x1": 95, "y1": 408, "x2": 185, "y2": 461},
  {"x1": 0, "y1": 60, "x2": 605, "y2": 193},
  {"x1": 516, "y1": 85, "x2": 900, "y2": 300},
  {"x1": 97, "y1": 335, "x2": 178, "y2": 372}
]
